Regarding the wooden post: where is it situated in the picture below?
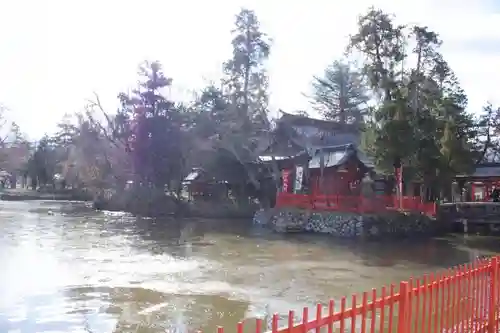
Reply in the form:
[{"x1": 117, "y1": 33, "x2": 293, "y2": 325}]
[
  {"x1": 488, "y1": 257, "x2": 498, "y2": 333},
  {"x1": 399, "y1": 165, "x2": 403, "y2": 209},
  {"x1": 319, "y1": 149, "x2": 325, "y2": 196},
  {"x1": 394, "y1": 167, "x2": 402, "y2": 210},
  {"x1": 393, "y1": 156, "x2": 402, "y2": 210},
  {"x1": 397, "y1": 281, "x2": 410, "y2": 333}
]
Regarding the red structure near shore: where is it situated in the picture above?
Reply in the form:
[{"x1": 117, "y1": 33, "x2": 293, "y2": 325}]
[
  {"x1": 275, "y1": 192, "x2": 437, "y2": 216},
  {"x1": 260, "y1": 112, "x2": 436, "y2": 216},
  {"x1": 456, "y1": 163, "x2": 500, "y2": 202}
]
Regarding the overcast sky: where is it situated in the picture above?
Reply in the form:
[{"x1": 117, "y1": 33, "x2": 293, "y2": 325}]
[{"x1": 0, "y1": 0, "x2": 499, "y2": 139}]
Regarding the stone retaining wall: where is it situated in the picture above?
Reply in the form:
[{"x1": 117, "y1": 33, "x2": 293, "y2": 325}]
[{"x1": 253, "y1": 208, "x2": 447, "y2": 239}]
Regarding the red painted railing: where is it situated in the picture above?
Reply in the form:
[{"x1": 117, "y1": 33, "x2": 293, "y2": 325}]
[
  {"x1": 213, "y1": 256, "x2": 500, "y2": 333},
  {"x1": 275, "y1": 192, "x2": 437, "y2": 216}
]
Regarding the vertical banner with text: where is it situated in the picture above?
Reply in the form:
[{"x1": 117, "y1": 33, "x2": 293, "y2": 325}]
[
  {"x1": 282, "y1": 169, "x2": 291, "y2": 193},
  {"x1": 294, "y1": 166, "x2": 303, "y2": 193}
]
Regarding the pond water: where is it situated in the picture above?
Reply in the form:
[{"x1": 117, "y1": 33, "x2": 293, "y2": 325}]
[{"x1": 0, "y1": 200, "x2": 498, "y2": 332}]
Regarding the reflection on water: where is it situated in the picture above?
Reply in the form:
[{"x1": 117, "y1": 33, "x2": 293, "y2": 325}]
[{"x1": 0, "y1": 201, "x2": 499, "y2": 332}]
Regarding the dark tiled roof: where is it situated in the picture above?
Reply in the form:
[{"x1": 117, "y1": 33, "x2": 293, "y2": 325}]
[
  {"x1": 259, "y1": 137, "x2": 304, "y2": 157},
  {"x1": 308, "y1": 144, "x2": 374, "y2": 169},
  {"x1": 261, "y1": 112, "x2": 374, "y2": 168},
  {"x1": 278, "y1": 111, "x2": 360, "y2": 132},
  {"x1": 276, "y1": 112, "x2": 361, "y2": 148},
  {"x1": 356, "y1": 150, "x2": 375, "y2": 169},
  {"x1": 309, "y1": 132, "x2": 360, "y2": 148},
  {"x1": 184, "y1": 171, "x2": 200, "y2": 181},
  {"x1": 457, "y1": 164, "x2": 500, "y2": 178},
  {"x1": 309, "y1": 149, "x2": 352, "y2": 169}
]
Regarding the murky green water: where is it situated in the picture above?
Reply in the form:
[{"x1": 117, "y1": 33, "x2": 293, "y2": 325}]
[{"x1": 0, "y1": 200, "x2": 498, "y2": 333}]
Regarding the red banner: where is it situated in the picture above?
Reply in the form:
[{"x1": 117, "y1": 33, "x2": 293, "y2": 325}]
[{"x1": 282, "y1": 169, "x2": 291, "y2": 193}]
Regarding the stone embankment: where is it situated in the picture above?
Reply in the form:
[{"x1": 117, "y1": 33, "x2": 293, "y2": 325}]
[{"x1": 253, "y1": 208, "x2": 447, "y2": 239}]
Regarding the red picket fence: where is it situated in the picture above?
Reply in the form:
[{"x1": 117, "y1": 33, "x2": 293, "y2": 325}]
[
  {"x1": 275, "y1": 192, "x2": 437, "y2": 216},
  {"x1": 214, "y1": 256, "x2": 500, "y2": 333}
]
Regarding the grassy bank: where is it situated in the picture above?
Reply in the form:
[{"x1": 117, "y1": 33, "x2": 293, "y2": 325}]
[{"x1": 93, "y1": 189, "x2": 258, "y2": 219}]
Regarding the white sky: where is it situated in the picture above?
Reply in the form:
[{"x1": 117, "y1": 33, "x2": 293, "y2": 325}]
[{"x1": 0, "y1": 0, "x2": 499, "y2": 140}]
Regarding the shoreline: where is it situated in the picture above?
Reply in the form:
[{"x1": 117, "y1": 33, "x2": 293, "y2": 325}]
[
  {"x1": 0, "y1": 189, "x2": 88, "y2": 202},
  {"x1": 4, "y1": 193, "x2": 498, "y2": 237},
  {"x1": 0, "y1": 189, "x2": 256, "y2": 219}
]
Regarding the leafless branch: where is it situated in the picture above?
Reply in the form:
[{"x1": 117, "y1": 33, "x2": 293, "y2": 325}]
[{"x1": 84, "y1": 92, "x2": 123, "y2": 148}]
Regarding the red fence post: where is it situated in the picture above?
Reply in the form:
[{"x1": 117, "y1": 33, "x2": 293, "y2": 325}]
[
  {"x1": 397, "y1": 281, "x2": 410, "y2": 333},
  {"x1": 488, "y1": 257, "x2": 498, "y2": 333}
]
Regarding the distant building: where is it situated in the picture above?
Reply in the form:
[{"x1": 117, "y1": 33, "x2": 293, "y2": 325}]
[
  {"x1": 455, "y1": 163, "x2": 500, "y2": 201},
  {"x1": 257, "y1": 112, "x2": 435, "y2": 215},
  {"x1": 182, "y1": 168, "x2": 228, "y2": 201},
  {"x1": 259, "y1": 112, "x2": 376, "y2": 197}
]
